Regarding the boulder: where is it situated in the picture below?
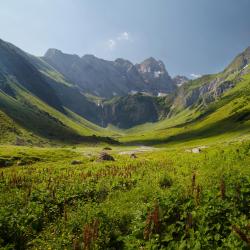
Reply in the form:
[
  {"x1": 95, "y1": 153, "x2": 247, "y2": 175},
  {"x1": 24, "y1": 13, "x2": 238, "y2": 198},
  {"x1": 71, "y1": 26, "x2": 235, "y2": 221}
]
[
  {"x1": 98, "y1": 152, "x2": 115, "y2": 161},
  {"x1": 130, "y1": 153, "x2": 137, "y2": 159},
  {"x1": 103, "y1": 147, "x2": 112, "y2": 150},
  {"x1": 191, "y1": 148, "x2": 201, "y2": 154},
  {"x1": 71, "y1": 160, "x2": 83, "y2": 165}
]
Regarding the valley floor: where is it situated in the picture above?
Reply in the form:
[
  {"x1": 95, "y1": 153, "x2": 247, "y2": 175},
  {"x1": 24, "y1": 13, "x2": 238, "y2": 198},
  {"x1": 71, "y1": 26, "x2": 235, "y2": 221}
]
[{"x1": 0, "y1": 136, "x2": 249, "y2": 249}]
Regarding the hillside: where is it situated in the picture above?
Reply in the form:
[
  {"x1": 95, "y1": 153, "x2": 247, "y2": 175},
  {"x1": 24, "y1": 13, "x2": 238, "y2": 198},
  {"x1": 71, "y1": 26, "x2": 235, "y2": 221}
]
[
  {"x1": 0, "y1": 39, "x2": 116, "y2": 145},
  {"x1": 121, "y1": 67, "x2": 250, "y2": 145}
]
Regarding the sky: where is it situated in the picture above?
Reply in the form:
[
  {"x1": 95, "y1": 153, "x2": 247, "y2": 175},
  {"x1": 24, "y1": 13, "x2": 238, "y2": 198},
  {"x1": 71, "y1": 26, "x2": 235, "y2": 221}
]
[{"x1": 0, "y1": 0, "x2": 250, "y2": 77}]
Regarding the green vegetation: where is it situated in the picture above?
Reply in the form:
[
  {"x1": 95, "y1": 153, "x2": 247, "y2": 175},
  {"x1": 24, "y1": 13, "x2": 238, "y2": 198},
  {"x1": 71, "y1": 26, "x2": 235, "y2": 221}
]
[
  {"x1": 119, "y1": 73, "x2": 250, "y2": 146},
  {"x1": 0, "y1": 39, "x2": 249, "y2": 249},
  {"x1": 0, "y1": 141, "x2": 249, "y2": 249}
]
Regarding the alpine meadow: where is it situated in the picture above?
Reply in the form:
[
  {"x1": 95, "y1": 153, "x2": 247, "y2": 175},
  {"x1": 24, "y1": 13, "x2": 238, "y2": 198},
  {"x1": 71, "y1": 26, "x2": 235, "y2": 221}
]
[{"x1": 0, "y1": 1, "x2": 249, "y2": 249}]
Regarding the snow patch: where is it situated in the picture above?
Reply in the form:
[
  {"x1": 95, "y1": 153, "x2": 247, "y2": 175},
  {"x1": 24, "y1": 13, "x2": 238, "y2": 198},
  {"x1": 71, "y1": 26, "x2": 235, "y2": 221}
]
[
  {"x1": 130, "y1": 90, "x2": 138, "y2": 95},
  {"x1": 158, "y1": 92, "x2": 168, "y2": 97},
  {"x1": 141, "y1": 67, "x2": 151, "y2": 73},
  {"x1": 154, "y1": 71, "x2": 163, "y2": 78},
  {"x1": 243, "y1": 64, "x2": 249, "y2": 70}
]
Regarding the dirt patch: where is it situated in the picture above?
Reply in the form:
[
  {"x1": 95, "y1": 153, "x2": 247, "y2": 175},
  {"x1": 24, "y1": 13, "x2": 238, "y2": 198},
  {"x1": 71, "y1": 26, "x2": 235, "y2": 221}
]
[{"x1": 119, "y1": 146, "x2": 156, "y2": 155}]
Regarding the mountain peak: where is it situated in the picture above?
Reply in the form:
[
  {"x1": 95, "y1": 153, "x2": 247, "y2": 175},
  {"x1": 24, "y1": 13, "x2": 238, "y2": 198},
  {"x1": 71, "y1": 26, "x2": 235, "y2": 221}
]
[
  {"x1": 42, "y1": 48, "x2": 176, "y2": 96},
  {"x1": 114, "y1": 58, "x2": 133, "y2": 68},
  {"x1": 224, "y1": 45, "x2": 250, "y2": 74},
  {"x1": 44, "y1": 49, "x2": 80, "y2": 60},
  {"x1": 135, "y1": 57, "x2": 175, "y2": 93},
  {"x1": 173, "y1": 75, "x2": 189, "y2": 87},
  {"x1": 141, "y1": 57, "x2": 160, "y2": 65},
  {"x1": 44, "y1": 48, "x2": 63, "y2": 57},
  {"x1": 82, "y1": 54, "x2": 97, "y2": 59}
]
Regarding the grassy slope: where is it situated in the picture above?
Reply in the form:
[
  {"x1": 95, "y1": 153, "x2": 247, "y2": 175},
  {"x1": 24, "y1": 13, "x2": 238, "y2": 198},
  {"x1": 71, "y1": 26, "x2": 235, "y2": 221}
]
[
  {"x1": 120, "y1": 73, "x2": 250, "y2": 146},
  {"x1": 0, "y1": 80, "x2": 114, "y2": 145}
]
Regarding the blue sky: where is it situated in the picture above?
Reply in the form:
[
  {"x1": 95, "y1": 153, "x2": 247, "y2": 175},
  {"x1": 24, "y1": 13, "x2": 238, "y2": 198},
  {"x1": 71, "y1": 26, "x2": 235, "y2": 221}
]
[{"x1": 0, "y1": 0, "x2": 250, "y2": 77}]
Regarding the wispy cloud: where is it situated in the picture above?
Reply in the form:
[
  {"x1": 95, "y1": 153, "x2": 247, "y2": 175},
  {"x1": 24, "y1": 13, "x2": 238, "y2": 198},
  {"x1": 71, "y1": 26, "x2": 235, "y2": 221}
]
[
  {"x1": 107, "y1": 31, "x2": 132, "y2": 50},
  {"x1": 190, "y1": 73, "x2": 202, "y2": 79},
  {"x1": 117, "y1": 32, "x2": 130, "y2": 41},
  {"x1": 108, "y1": 39, "x2": 116, "y2": 50}
]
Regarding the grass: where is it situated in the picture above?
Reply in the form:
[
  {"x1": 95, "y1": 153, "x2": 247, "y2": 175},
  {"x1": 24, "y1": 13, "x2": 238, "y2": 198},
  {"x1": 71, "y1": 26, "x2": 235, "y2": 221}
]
[
  {"x1": 0, "y1": 139, "x2": 249, "y2": 249},
  {"x1": 0, "y1": 81, "x2": 116, "y2": 146}
]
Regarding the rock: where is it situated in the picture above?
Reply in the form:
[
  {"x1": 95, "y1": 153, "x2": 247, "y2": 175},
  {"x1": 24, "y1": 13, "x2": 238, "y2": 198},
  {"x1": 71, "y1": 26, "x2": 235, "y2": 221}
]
[
  {"x1": 16, "y1": 161, "x2": 25, "y2": 166},
  {"x1": 130, "y1": 153, "x2": 137, "y2": 159},
  {"x1": 98, "y1": 152, "x2": 115, "y2": 161},
  {"x1": 71, "y1": 160, "x2": 83, "y2": 165},
  {"x1": 173, "y1": 75, "x2": 189, "y2": 87},
  {"x1": 191, "y1": 148, "x2": 202, "y2": 154},
  {"x1": 43, "y1": 50, "x2": 176, "y2": 98},
  {"x1": 103, "y1": 147, "x2": 112, "y2": 151},
  {"x1": 136, "y1": 57, "x2": 176, "y2": 93}
]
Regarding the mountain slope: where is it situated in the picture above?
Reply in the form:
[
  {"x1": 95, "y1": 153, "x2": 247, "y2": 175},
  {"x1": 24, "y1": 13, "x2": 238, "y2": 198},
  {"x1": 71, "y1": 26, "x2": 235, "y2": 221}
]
[
  {"x1": 121, "y1": 52, "x2": 250, "y2": 144},
  {"x1": 170, "y1": 47, "x2": 250, "y2": 114},
  {"x1": 43, "y1": 49, "x2": 176, "y2": 98},
  {"x1": 0, "y1": 39, "x2": 116, "y2": 145},
  {"x1": 0, "y1": 39, "x2": 64, "y2": 112}
]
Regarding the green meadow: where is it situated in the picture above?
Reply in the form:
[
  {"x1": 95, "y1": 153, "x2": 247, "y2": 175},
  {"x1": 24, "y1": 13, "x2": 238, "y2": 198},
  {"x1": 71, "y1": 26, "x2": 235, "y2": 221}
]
[
  {"x1": 0, "y1": 73, "x2": 249, "y2": 249},
  {"x1": 0, "y1": 134, "x2": 249, "y2": 249}
]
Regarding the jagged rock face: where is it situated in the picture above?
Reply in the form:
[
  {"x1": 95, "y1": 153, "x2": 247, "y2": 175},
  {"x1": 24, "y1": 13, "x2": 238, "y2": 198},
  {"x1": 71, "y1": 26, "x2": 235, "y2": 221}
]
[
  {"x1": 113, "y1": 58, "x2": 146, "y2": 91},
  {"x1": 174, "y1": 76, "x2": 237, "y2": 111},
  {"x1": 136, "y1": 57, "x2": 176, "y2": 93},
  {"x1": 43, "y1": 50, "x2": 176, "y2": 98},
  {"x1": 173, "y1": 75, "x2": 189, "y2": 87},
  {"x1": 101, "y1": 94, "x2": 160, "y2": 128},
  {"x1": 171, "y1": 47, "x2": 250, "y2": 112}
]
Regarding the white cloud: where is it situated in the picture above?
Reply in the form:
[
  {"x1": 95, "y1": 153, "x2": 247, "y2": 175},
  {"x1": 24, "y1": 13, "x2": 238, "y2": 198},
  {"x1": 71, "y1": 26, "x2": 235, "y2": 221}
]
[
  {"x1": 190, "y1": 73, "x2": 202, "y2": 79},
  {"x1": 117, "y1": 32, "x2": 130, "y2": 41},
  {"x1": 107, "y1": 31, "x2": 132, "y2": 50},
  {"x1": 108, "y1": 39, "x2": 116, "y2": 50}
]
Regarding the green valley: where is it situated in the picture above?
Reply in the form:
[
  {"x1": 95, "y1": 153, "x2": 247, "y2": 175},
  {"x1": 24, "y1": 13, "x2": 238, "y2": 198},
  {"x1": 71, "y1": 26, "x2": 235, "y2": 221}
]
[{"x1": 0, "y1": 36, "x2": 249, "y2": 250}]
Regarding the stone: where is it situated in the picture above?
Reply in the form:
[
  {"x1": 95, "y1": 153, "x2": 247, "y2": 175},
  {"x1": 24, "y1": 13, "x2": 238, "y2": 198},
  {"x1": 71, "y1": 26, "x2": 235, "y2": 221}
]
[
  {"x1": 130, "y1": 153, "x2": 137, "y2": 159},
  {"x1": 103, "y1": 147, "x2": 112, "y2": 150},
  {"x1": 191, "y1": 148, "x2": 201, "y2": 154},
  {"x1": 98, "y1": 152, "x2": 115, "y2": 161},
  {"x1": 71, "y1": 160, "x2": 83, "y2": 165}
]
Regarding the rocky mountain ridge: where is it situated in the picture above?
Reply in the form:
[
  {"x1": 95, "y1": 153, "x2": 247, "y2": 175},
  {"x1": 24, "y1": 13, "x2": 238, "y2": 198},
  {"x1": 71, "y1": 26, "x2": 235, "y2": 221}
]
[{"x1": 43, "y1": 49, "x2": 176, "y2": 98}]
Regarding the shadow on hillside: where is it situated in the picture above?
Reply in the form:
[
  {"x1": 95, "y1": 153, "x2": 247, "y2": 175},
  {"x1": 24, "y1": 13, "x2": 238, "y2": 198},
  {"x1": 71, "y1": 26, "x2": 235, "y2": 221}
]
[
  {"x1": 169, "y1": 92, "x2": 244, "y2": 130},
  {"x1": 126, "y1": 110, "x2": 250, "y2": 146},
  {"x1": 0, "y1": 98, "x2": 118, "y2": 145}
]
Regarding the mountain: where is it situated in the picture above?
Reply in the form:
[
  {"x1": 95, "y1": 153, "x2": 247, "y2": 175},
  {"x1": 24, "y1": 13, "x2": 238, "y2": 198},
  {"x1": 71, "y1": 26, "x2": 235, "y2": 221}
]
[
  {"x1": 224, "y1": 46, "x2": 250, "y2": 75},
  {"x1": 0, "y1": 37, "x2": 249, "y2": 144},
  {"x1": 0, "y1": 39, "x2": 116, "y2": 145},
  {"x1": 135, "y1": 57, "x2": 175, "y2": 93},
  {"x1": 171, "y1": 47, "x2": 250, "y2": 113},
  {"x1": 43, "y1": 49, "x2": 176, "y2": 98},
  {"x1": 173, "y1": 75, "x2": 189, "y2": 87},
  {"x1": 0, "y1": 39, "x2": 63, "y2": 112},
  {"x1": 102, "y1": 94, "x2": 159, "y2": 128},
  {"x1": 103, "y1": 47, "x2": 250, "y2": 130}
]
